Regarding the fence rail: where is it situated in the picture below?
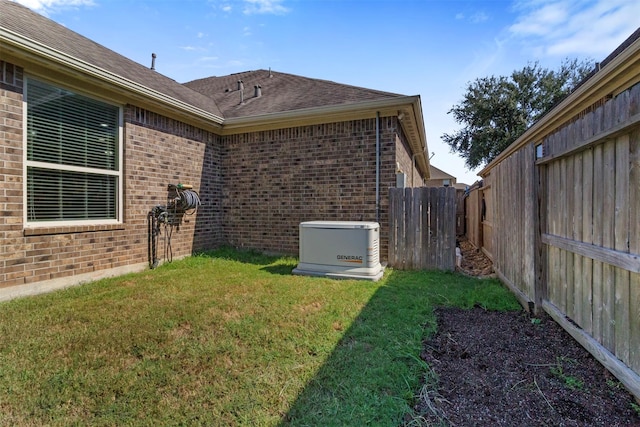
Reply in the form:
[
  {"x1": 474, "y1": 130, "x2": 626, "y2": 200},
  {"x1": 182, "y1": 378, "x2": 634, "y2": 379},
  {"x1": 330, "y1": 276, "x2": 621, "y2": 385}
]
[{"x1": 388, "y1": 187, "x2": 456, "y2": 270}]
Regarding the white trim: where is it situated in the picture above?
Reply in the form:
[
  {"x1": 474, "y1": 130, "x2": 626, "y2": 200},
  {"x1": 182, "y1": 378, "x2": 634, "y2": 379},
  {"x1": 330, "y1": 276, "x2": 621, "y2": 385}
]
[
  {"x1": 117, "y1": 107, "x2": 123, "y2": 224},
  {"x1": 26, "y1": 160, "x2": 121, "y2": 176},
  {"x1": 1, "y1": 27, "x2": 224, "y2": 124}
]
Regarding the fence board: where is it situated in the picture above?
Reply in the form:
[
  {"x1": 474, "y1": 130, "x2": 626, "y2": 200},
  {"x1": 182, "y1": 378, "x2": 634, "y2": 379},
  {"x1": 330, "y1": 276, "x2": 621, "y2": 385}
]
[
  {"x1": 412, "y1": 189, "x2": 422, "y2": 268},
  {"x1": 614, "y1": 135, "x2": 631, "y2": 364},
  {"x1": 559, "y1": 157, "x2": 568, "y2": 312},
  {"x1": 429, "y1": 187, "x2": 439, "y2": 269},
  {"x1": 482, "y1": 186, "x2": 493, "y2": 260},
  {"x1": 550, "y1": 160, "x2": 561, "y2": 309},
  {"x1": 592, "y1": 144, "x2": 604, "y2": 343},
  {"x1": 444, "y1": 187, "x2": 456, "y2": 268},
  {"x1": 421, "y1": 188, "x2": 431, "y2": 269},
  {"x1": 404, "y1": 187, "x2": 414, "y2": 270},
  {"x1": 629, "y1": 128, "x2": 640, "y2": 373},
  {"x1": 581, "y1": 147, "x2": 594, "y2": 334},
  {"x1": 389, "y1": 189, "x2": 398, "y2": 266},
  {"x1": 573, "y1": 152, "x2": 584, "y2": 326},
  {"x1": 602, "y1": 139, "x2": 616, "y2": 351},
  {"x1": 436, "y1": 187, "x2": 446, "y2": 268},
  {"x1": 565, "y1": 154, "x2": 575, "y2": 319},
  {"x1": 397, "y1": 187, "x2": 406, "y2": 269}
]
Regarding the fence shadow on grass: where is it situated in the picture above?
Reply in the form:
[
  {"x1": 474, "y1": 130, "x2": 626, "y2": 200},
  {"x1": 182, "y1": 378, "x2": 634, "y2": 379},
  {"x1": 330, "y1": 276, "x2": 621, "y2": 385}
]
[
  {"x1": 195, "y1": 246, "x2": 298, "y2": 276},
  {"x1": 279, "y1": 269, "x2": 439, "y2": 426},
  {"x1": 194, "y1": 246, "x2": 285, "y2": 266},
  {"x1": 260, "y1": 264, "x2": 297, "y2": 276}
]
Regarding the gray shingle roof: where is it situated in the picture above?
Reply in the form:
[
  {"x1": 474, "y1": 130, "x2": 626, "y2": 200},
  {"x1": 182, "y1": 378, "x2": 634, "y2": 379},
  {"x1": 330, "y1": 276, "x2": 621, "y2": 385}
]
[
  {"x1": 2, "y1": 0, "x2": 410, "y2": 122},
  {"x1": 184, "y1": 69, "x2": 406, "y2": 118},
  {"x1": 0, "y1": 0, "x2": 223, "y2": 118}
]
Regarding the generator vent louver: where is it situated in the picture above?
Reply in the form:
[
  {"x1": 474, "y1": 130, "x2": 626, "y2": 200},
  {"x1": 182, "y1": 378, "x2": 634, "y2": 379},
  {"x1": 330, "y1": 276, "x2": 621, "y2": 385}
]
[{"x1": 292, "y1": 221, "x2": 384, "y2": 281}]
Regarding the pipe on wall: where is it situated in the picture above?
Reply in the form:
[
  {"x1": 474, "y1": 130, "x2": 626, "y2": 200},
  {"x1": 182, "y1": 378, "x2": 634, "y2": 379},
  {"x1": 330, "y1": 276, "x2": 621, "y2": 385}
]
[{"x1": 376, "y1": 111, "x2": 380, "y2": 224}]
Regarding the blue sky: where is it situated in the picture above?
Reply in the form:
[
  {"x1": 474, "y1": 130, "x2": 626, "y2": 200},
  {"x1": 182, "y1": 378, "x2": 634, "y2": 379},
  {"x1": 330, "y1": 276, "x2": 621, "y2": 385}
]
[{"x1": 14, "y1": 0, "x2": 640, "y2": 184}]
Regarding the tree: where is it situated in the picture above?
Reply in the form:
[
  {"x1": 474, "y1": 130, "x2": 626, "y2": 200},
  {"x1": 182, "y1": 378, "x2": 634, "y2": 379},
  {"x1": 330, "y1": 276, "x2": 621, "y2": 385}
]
[{"x1": 443, "y1": 59, "x2": 593, "y2": 169}]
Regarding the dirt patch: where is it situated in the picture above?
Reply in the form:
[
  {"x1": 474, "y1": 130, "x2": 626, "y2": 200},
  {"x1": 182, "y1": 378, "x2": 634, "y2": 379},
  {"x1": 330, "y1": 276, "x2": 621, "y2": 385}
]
[
  {"x1": 456, "y1": 238, "x2": 494, "y2": 278},
  {"x1": 409, "y1": 239, "x2": 640, "y2": 426}
]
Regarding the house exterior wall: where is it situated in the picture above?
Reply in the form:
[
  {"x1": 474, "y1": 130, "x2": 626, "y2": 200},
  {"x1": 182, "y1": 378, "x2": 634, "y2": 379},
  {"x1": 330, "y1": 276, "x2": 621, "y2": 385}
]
[
  {"x1": 221, "y1": 116, "x2": 405, "y2": 260},
  {"x1": 424, "y1": 177, "x2": 457, "y2": 187},
  {"x1": 1, "y1": 58, "x2": 423, "y2": 295},
  {"x1": 0, "y1": 60, "x2": 223, "y2": 294},
  {"x1": 394, "y1": 126, "x2": 423, "y2": 188}
]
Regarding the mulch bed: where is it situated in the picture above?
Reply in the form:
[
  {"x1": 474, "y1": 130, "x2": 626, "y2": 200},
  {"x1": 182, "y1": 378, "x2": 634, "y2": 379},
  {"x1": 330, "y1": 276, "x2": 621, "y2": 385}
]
[{"x1": 408, "y1": 240, "x2": 640, "y2": 426}]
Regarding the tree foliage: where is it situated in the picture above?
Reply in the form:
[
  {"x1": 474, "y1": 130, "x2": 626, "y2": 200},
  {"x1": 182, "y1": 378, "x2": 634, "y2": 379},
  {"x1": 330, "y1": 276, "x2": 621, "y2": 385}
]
[{"x1": 443, "y1": 59, "x2": 594, "y2": 169}]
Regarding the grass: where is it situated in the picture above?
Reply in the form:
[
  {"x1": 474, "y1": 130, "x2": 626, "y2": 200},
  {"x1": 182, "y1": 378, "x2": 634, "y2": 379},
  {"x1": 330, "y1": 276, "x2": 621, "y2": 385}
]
[
  {"x1": 0, "y1": 247, "x2": 520, "y2": 426},
  {"x1": 549, "y1": 356, "x2": 584, "y2": 391}
]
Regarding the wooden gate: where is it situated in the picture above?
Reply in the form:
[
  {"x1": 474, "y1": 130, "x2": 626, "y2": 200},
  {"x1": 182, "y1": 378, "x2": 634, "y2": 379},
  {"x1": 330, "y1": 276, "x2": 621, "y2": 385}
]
[{"x1": 388, "y1": 187, "x2": 456, "y2": 270}]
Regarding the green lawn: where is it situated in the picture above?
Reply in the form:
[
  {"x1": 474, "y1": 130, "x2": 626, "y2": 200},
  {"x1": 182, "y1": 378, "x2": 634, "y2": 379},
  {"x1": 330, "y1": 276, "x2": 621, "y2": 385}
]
[{"x1": 0, "y1": 248, "x2": 520, "y2": 426}]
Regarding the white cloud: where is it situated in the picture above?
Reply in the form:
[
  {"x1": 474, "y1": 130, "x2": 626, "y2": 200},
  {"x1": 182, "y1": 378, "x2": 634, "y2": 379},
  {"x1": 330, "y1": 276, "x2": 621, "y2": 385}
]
[
  {"x1": 198, "y1": 56, "x2": 220, "y2": 62},
  {"x1": 454, "y1": 9, "x2": 490, "y2": 24},
  {"x1": 509, "y1": 0, "x2": 640, "y2": 57},
  {"x1": 470, "y1": 12, "x2": 489, "y2": 23},
  {"x1": 12, "y1": 0, "x2": 94, "y2": 14},
  {"x1": 242, "y1": 0, "x2": 289, "y2": 15}
]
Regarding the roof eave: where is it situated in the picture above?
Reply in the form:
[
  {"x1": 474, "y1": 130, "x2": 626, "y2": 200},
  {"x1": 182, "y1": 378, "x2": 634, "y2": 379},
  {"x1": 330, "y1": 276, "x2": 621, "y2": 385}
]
[
  {"x1": 0, "y1": 27, "x2": 225, "y2": 129},
  {"x1": 402, "y1": 97, "x2": 430, "y2": 179},
  {"x1": 222, "y1": 95, "x2": 430, "y2": 178}
]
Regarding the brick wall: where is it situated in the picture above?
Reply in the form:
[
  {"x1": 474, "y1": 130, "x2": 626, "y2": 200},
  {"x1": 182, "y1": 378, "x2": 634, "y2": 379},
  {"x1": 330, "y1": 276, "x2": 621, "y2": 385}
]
[
  {"x1": 0, "y1": 62, "x2": 26, "y2": 288},
  {"x1": 395, "y1": 125, "x2": 424, "y2": 187},
  {"x1": 124, "y1": 106, "x2": 223, "y2": 254},
  {"x1": 220, "y1": 116, "x2": 403, "y2": 259},
  {"x1": 0, "y1": 61, "x2": 223, "y2": 291}
]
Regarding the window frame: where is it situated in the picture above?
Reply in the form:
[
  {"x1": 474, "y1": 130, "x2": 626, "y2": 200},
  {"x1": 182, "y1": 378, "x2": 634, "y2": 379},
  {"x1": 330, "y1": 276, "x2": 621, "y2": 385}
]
[{"x1": 23, "y1": 76, "x2": 124, "y2": 228}]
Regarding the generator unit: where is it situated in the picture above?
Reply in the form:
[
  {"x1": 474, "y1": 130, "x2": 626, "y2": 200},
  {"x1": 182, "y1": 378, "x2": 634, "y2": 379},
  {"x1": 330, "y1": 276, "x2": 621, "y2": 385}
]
[{"x1": 292, "y1": 221, "x2": 384, "y2": 281}]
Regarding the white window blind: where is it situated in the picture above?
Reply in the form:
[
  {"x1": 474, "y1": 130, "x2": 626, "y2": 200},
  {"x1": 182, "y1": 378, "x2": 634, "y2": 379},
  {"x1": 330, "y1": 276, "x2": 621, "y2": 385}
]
[{"x1": 26, "y1": 79, "x2": 121, "y2": 223}]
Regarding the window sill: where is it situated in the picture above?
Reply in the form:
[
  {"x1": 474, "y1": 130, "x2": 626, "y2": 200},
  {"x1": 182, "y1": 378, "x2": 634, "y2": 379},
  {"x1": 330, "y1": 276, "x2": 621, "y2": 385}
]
[{"x1": 24, "y1": 223, "x2": 126, "y2": 236}]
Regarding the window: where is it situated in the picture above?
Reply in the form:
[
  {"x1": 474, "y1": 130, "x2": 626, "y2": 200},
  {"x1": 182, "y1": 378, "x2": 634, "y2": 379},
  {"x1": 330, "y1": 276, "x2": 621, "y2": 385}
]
[
  {"x1": 443, "y1": 179, "x2": 451, "y2": 187},
  {"x1": 25, "y1": 78, "x2": 122, "y2": 225}
]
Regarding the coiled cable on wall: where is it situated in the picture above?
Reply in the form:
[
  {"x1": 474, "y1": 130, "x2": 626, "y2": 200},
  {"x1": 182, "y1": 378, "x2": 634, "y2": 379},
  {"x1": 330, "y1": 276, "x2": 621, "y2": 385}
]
[{"x1": 176, "y1": 189, "x2": 201, "y2": 214}]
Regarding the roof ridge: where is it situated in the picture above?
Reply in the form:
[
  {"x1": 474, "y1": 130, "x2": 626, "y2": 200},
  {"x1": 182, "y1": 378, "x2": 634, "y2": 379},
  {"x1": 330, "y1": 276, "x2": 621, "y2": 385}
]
[{"x1": 184, "y1": 68, "x2": 403, "y2": 98}]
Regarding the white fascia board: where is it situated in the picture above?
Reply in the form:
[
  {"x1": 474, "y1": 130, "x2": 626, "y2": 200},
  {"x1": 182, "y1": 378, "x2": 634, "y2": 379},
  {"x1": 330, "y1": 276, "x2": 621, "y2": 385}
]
[
  {"x1": 221, "y1": 95, "x2": 421, "y2": 130},
  {"x1": 0, "y1": 27, "x2": 224, "y2": 125}
]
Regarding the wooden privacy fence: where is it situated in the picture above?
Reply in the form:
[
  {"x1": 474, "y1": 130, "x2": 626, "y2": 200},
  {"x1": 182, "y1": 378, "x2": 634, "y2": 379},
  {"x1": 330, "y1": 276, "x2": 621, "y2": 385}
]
[
  {"x1": 478, "y1": 74, "x2": 640, "y2": 399},
  {"x1": 388, "y1": 187, "x2": 456, "y2": 270}
]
